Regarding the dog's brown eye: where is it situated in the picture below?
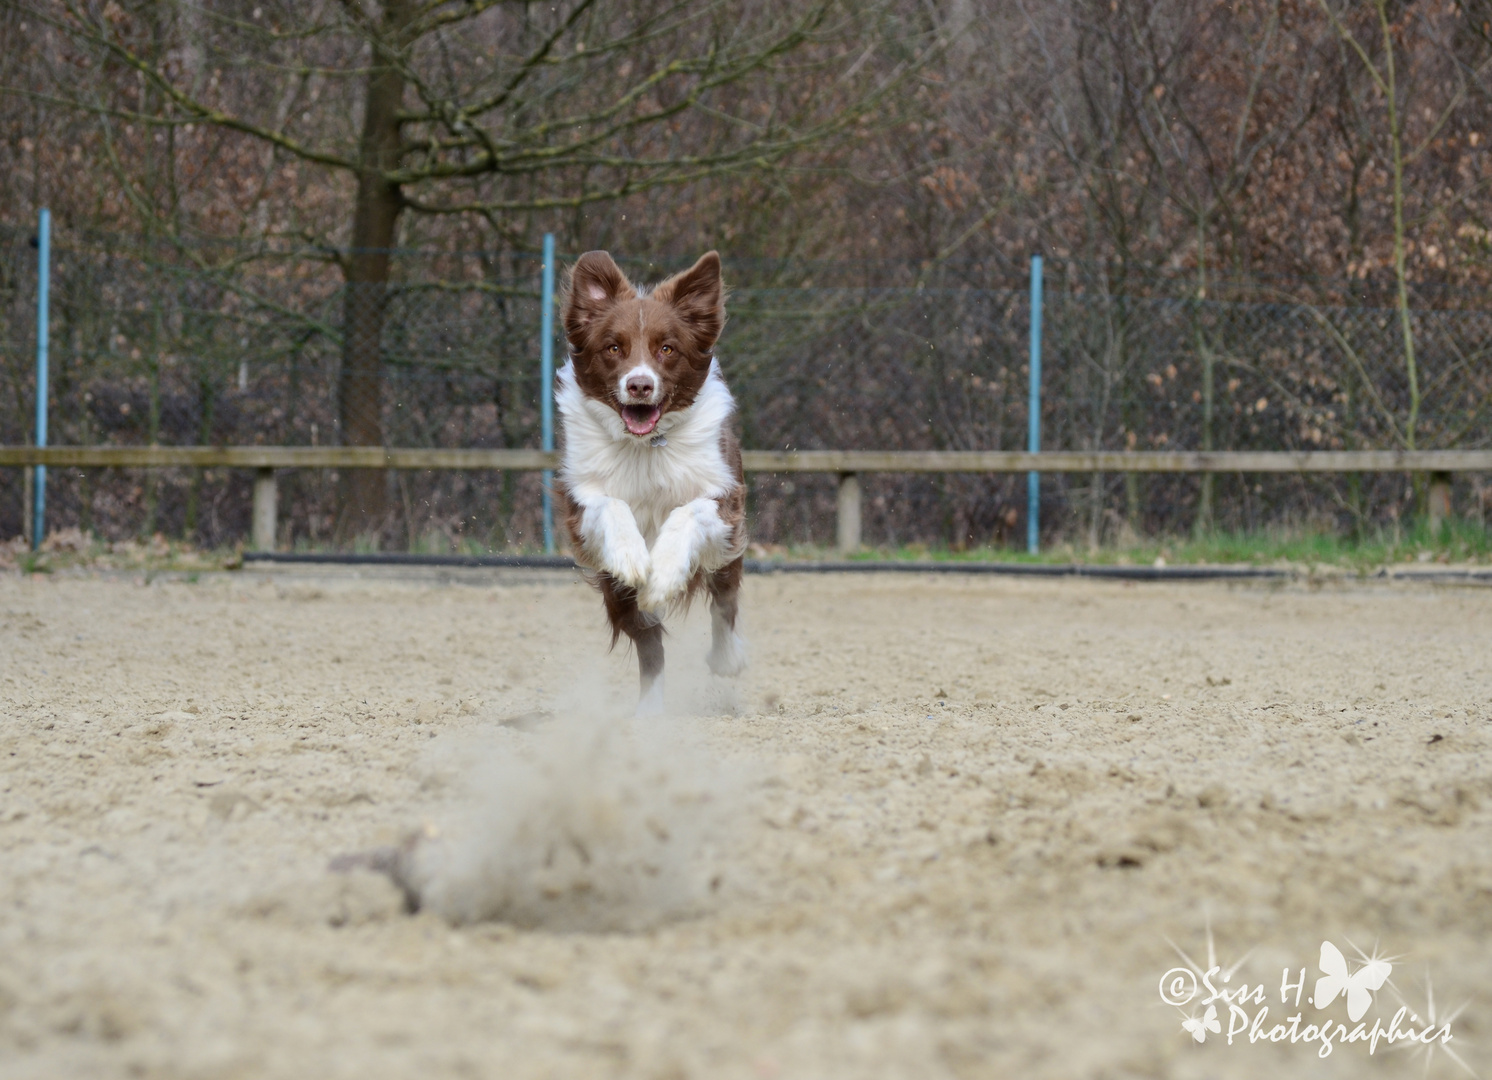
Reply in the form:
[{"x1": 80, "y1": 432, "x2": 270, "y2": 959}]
[
  {"x1": 660, "y1": 345, "x2": 673, "y2": 355},
  {"x1": 607, "y1": 344, "x2": 620, "y2": 354}
]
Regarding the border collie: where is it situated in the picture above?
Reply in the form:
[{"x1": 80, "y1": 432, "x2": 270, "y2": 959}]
[{"x1": 555, "y1": 250, "x2": 747, "y2": 713}]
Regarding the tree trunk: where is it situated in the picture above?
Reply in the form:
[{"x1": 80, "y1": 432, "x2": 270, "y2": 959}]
[
  {"x1": 337, "y1": 0, "x2": 411, "y2": 542},
  {"x1": 1193, "y1": 215, "x2": 1214, "y2": 539}
]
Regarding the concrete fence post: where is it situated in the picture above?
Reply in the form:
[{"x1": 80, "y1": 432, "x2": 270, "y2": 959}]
[
  {"x1": 252, "y1": 468, "x2": 278, "y2": 551},
  {"x1": 1427, "y1": 471, "x2": 1453, "y2": 536},
  {"x1": 836, "y1": 472, "x2": 861, "y2": 554}
]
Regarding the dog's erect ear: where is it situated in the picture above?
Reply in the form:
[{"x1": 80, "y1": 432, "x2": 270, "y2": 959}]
[
  {"x1": 655, "y1": 251, "x2": 725, "y2": 356},
  {"x1": 563, "y1": 251, "x2": 635, "y2": 345}
]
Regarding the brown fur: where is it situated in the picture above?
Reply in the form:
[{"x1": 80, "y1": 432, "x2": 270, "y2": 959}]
[
  {"x1": 707, "y1": 426, "x2": 746, "y2": 630},
  {"x1": 597, "y1": 572, "x2": 665, "y2": 692},
  {"x1": 554, "y1": 251, "x2": 745, "y2": 697},
  {"x1": 562, "y1": 251, "x2": 726, "y2": 424}
]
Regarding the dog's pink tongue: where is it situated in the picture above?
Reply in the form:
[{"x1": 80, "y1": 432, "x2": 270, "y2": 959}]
[{"x1": 623, "y1": 405, "x2": 661, "y2": 435}]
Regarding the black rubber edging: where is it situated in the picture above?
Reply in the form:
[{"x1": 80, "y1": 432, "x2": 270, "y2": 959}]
[
  {"x1": 747, "y1": 560, "x2": 1287, "y2": 580},
  {"x1": 241, "y1": 550, "x2": 1288, "y2": 580}
]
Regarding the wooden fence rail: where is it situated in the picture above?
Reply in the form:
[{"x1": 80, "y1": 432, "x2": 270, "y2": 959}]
[
  {"x1": 5, "y1": 446, "x2": 1490, "y2": 552},
  {"x1": 6, "y1": 446, "x2": 1492, "y2": 472}
]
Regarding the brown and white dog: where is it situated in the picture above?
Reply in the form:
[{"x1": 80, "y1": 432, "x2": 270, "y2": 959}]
[{"x1": 555, "y1": 250, "x2": 747, "y2": 714}]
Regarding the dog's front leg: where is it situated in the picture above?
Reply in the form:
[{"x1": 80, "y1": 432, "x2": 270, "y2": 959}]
[
  {"x1": 575, "y1": 493, "x2": 651, "y2": 591},
  {"x1": 597, "y1": 574, "x2": 666, "y2": 716},
  {"x1": 641, "y1": 497, "x2": 735, "y2": 610}
]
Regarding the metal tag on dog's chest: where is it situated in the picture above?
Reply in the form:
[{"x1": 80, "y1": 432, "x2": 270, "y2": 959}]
[{"x1": 649, "y1": 435, "x2": 667, "y2": 448}]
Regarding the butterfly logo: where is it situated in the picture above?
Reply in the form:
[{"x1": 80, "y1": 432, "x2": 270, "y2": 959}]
[
  {"x1": 1181, "y1": 1003, "x2": 1221, "y2": 1043},
  {"x1": 1314, "y1": 941, "x2": 1392, "y2": 1021}
]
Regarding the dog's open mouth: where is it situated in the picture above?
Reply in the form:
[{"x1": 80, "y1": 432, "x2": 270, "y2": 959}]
[{"x1": 621, "y1": 404, "x2": 662, "y2": 436}]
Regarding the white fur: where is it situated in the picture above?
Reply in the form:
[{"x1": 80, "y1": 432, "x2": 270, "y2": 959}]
[
  {"x1": 641, "y1": 497, "x2": 734, "y2": 609},
  {"x1": 579, "y1": 497, "x2": 650, "y2": 589},
  {"x1": 558, "y1": 358, "x2": 743, "y2": 605}
]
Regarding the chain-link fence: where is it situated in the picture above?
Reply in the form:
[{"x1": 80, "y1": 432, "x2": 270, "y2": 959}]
[{"x1": 2, "y1": 227, "x2": 1490, "y2": 551}]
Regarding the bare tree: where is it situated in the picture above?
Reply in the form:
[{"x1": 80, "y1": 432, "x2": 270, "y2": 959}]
[
  {"x1": 1316, "y1": 0, "x2": 1491, "y2": 520},
  {"x1": 25, "y1": 0, "x2": 926, "y2": 536},
  {"x1": 1117, "y1": 0, "x2": 1319, "y2": 531}
]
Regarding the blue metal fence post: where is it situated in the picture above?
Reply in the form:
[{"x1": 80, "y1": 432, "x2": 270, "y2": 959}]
[
  {"x1": 32, "y1": 208, "x2": 51, "y2": 552},
  {"x1": 540, "y1": 233, "x2": 556, "y2": 554},
  {"x1": 1026, "y1": 254, "x2": 1043, "y2": 555}
]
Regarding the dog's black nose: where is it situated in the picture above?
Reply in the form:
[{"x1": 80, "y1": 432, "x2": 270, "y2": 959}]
[{"x1": 626, "y1": 374, "x2": 655, "y2": 400}]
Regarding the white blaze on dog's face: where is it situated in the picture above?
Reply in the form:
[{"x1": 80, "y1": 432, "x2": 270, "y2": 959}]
[{"x1": 562, "y1": 251, "x2": 726, "y2": 438}]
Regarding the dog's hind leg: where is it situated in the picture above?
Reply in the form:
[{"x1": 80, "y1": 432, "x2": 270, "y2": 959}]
[
  {"x1": 633, "y1": 617, "x2": 665, "y2": 714},
  {"x1": 705, "y1": 556, "x2": 747, "y2": 677},
  {"x1": 599, "y1": 573, "x2": 666, "y2": 714}
]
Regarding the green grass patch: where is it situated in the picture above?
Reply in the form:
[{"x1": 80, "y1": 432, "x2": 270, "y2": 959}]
[
  {"x1": 3, "y1": 529, "x2": 239, "y2": 575},
  {"x1": 754, "y1": 519, "x2": 1492, "y2": 571}
]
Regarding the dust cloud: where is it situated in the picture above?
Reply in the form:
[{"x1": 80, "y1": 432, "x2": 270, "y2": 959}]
[{"x1": 398, "y1": 706, "x2": 742, "y2": 929}]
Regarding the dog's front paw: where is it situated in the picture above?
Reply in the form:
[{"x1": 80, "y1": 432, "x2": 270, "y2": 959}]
[
  {"x1": 641, "y1": 542, "x2": 692, "y2": 610},
  {"x1": 636, "y1": 677, "x2": 665, "y2": 717},
  {"x1": 602, "y1": 531, "x2": 651, "y2": 591}
]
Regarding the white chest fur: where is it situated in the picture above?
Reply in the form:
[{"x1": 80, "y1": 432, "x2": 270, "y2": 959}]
[{"x1": 556, "y1": 359, "x2": 737, "y2": 545}]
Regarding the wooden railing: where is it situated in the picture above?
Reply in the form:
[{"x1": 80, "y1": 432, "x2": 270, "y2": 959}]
[{"x1": 5, "y1": 446, "x2": 1489, "y2": 552}]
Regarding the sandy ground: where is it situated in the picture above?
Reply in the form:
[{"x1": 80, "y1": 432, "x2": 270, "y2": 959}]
[{"x1": 1, "y1": 566, "x2": 1490, "y2": 1080}]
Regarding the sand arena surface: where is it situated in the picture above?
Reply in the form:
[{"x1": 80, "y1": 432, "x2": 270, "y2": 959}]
[{"x1": 1, "y1": 568, "x2": 1490, "y2": 1079}]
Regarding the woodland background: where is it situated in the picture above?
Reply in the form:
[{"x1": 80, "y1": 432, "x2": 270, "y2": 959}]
[{"x1": 3, "y1": 0, "x2": 1492, "y2": 552}]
